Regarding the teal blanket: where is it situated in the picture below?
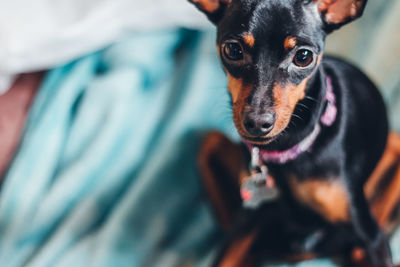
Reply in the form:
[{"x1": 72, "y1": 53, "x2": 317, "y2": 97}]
[
  {"x1": 0, "y1": 29, "x2": 398, "y2": 266},
  {"x1": 0, "y1": 30, "x2": 234, "y2": 267}
]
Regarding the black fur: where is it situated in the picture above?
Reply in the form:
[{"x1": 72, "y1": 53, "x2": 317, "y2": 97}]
[{"x1": 190, "y1": 0, "x2": 393, "y2": 266}]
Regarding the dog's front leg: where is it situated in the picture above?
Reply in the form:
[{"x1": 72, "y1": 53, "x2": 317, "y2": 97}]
[{"x1": 348, "y1": 186, "x2": 394, "y2": 267}]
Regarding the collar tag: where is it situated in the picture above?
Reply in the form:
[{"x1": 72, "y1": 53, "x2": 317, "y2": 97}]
[{"x1": 241, "y1": 147, "x2": 280, "y2": 209}]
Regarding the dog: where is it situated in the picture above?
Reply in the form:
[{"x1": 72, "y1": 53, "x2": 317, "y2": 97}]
[{"x1": 189, "y1": 0, "x2": 400, "y2": 266}]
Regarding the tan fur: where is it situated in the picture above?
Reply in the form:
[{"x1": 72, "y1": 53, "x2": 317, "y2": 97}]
[
  {"x1": 315, "y1": 0, "x2": 363, "y2": 24},
  {"x1": 284, "y1": 37, "x2": 297, "y2": 50},
  {"x1": 366, "y1": 132, "x2": 400, "y2": 231},
  {"x1": 270, "y1": 78, "x2": 308, "y2": 137},
  {"x1": 192, "y1": 0, "x2": 219, "y2": 13},
  {"x1": 226, "y1": 73, "x2": 253, "y2": 138},
  {"x1": 198, "y1": 132, "x2": 245, "y2": 231},
  {"x1": 289, "y1": 178, "x2": 350, "y2": 223},
  {"x1": 228, "y1": 77, "x2": 309, "y2": 143},
  {"x1": 219, "y1": 228, "x2": 259, "y2": 267},
  {"x1": 243, "y1": 34, "x2": 255, "y2": 48},
  {"x1": 192, "y1": 0, "x2": 231, "y2": 13},
  {"x1": 227, "y1": 74, "x2": 243, "y2": 104}
]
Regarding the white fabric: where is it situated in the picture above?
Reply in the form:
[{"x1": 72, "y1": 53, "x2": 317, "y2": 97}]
[{"x1": 0, "y1": 0, "x2": 211, "y2": 94}]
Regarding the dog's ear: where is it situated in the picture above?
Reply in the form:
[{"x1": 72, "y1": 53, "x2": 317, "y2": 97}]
[
  {"x1": 312, "y1": 0, "x2": 367, "y2": 32},
  {"x1": 188, "y1": 0, "x2": 231, "y2": 24}
]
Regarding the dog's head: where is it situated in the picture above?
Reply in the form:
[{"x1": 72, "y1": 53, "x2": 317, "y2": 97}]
[{"x1": 190, "y1": 0, "x2": 367, "y2": 145}]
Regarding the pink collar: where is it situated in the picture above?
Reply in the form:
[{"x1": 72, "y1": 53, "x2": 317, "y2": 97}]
[{"x1": 248, "y1": 76, "x2": 337, "y2": 164}]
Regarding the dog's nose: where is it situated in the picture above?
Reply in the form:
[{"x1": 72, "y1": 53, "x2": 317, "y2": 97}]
[{"x1": 243, "y1": 111, "x2": 276, "y2": 137}]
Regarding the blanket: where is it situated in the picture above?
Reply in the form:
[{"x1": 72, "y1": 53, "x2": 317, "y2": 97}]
[{"x1": 0, "y1": 28, "x2": 398, "y2": 266}]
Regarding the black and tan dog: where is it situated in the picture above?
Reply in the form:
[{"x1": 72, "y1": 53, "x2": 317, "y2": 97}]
[{"x1": 189, "y1": 0, "x2": 400, "y2": 266}]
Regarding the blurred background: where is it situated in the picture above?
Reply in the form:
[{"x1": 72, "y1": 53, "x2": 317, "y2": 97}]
[
  {"x1": 326, "y1": 0, "x2": 400, "y2": 131},
  {"x1": 0, "y1": 1, "x2": 398, "y2": 267}
]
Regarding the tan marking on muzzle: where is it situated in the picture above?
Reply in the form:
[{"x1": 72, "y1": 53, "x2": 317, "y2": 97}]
[
  {"x1": 226, "y1": 74, "x2": 253, "y2": 137},
  {"x1": 227, "y1": 74, "x2": 243, "y2": 103},
  {"x1": 270, "y1": 78, "x2": 309, "y2": 137}
]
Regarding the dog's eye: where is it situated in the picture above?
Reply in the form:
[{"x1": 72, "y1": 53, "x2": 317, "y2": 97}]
[
  {"x1": 293, "y1": 49, "x2": 314, "y2": 67},
  {"x1": 222, "y1": 40, "x2": 244, "y2": 62}
]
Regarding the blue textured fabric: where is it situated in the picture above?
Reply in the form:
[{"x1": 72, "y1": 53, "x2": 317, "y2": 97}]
[
  {"x1": 0, "y1": 30, "x2": 235, "y2": 267},
  {"x1": 0, "y1": 29, "x2": 398, "y2": 267}
]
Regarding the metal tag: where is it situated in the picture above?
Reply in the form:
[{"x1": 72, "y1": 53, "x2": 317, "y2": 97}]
[{"x1": 241, "y1": 147, "x2": 279, "y2": 209}]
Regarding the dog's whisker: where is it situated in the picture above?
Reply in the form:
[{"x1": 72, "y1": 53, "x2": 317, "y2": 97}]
[
  {"x1": 291, "y1": 113, "x2": 304, "y2": 122},
  {"x1": 304, "y1": 96, "x2": 320, "y2": 103},
  {"x1": 297, "y1": 103, "x2": 311, "y2": 110}
]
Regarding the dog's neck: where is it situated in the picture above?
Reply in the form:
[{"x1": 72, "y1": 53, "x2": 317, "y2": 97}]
[{"x1": 261, "y1": 67, "x2": 329, "y2": 152}]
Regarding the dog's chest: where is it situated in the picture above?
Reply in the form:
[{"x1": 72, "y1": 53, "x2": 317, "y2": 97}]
[{"x1": 287, "y1": 176, "x2": 350, "y2": 224}]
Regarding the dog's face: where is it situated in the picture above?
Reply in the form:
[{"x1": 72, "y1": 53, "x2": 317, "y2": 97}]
[{"x1": 190, "y1": 0, "x2": 367, "y2": 145}]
